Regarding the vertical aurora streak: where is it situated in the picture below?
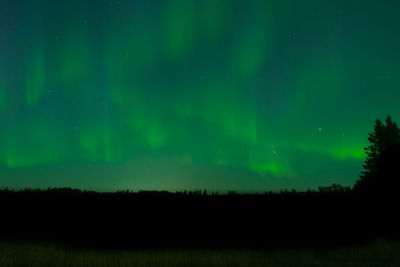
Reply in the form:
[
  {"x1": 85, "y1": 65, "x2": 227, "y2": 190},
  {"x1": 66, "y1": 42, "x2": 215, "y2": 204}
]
[{"x1": 1, "y1": 0, "x2": 400, "y2": 191}]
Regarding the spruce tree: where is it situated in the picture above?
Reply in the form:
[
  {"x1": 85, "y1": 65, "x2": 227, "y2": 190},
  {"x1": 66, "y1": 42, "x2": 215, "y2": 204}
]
[{"x1": 354, "y1": 115, "x2": 400, "y2": 194}]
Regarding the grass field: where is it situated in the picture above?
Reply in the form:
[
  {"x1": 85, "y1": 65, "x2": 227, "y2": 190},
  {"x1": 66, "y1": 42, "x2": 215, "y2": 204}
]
[{"x1": 1, "y1": 239, "x2": 400, "y2": 267}]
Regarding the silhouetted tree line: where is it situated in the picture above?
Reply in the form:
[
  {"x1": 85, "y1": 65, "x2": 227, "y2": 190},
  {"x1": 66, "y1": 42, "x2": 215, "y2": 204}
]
[{"x1": 0, "y1": 185, "x2": 354, "y2": 196}]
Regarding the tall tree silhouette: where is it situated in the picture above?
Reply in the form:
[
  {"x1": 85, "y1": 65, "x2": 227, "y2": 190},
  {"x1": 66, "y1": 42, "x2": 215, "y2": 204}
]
[{"x1": 354, "y1": 115, "x2": 400, "y2": 194}]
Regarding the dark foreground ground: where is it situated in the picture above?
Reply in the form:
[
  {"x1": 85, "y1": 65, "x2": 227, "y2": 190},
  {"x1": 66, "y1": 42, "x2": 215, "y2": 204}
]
[
  {"x1": 1, "y1": 189, "x2": 399, "y2": 248},
  {"x1": 1, "y1": 238, "x2": 400, "y2": 267},
  {"x1": 1, "y1": 188, "x2": 400, "y2": 266}
]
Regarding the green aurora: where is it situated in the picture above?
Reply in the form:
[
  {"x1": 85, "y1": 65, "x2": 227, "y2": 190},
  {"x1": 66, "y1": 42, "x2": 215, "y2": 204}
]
[{"x1": 1, "y1": 0, "x2": 400, "y2": 191}]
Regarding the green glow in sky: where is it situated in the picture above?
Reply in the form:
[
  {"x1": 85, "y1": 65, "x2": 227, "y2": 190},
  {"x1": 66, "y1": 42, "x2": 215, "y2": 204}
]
[
  {"x1": 0, "y1": 75, "x2": 6, "y2": 111},
  {"x1": 1, "y1": 0, "x2": 400, "y2": 191}
]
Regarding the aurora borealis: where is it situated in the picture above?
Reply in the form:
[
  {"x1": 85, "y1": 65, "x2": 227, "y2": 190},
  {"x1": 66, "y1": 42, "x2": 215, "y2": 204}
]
[{"x1": 1, "y1": 0, "x2": 400, "y2": 192}]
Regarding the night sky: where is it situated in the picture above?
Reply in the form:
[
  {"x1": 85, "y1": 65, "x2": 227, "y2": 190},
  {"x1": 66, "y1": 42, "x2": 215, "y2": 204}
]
[{"x1": 1, "y1": 0, "x2": 399, "y2": 192}]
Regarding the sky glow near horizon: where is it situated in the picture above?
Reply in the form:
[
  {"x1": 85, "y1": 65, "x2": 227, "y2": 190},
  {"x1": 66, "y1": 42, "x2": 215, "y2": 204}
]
[{"x1": 0, "y1": 0, "x2": 400, "y2": 191}]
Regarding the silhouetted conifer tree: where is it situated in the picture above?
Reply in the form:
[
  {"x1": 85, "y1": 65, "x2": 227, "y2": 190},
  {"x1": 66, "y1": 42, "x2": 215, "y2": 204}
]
[{"x1": 354, "y1": 115, "x2": 400, "y2": 194}]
